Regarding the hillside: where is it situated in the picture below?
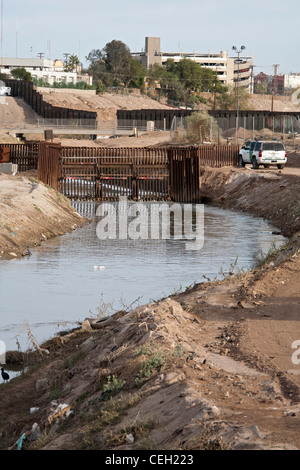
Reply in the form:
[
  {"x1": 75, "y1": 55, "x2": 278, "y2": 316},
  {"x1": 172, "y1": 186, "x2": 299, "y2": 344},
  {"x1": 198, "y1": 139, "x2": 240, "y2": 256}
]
[{"x1": 39, "y1": 89, "x2": 171, "y2": 129}]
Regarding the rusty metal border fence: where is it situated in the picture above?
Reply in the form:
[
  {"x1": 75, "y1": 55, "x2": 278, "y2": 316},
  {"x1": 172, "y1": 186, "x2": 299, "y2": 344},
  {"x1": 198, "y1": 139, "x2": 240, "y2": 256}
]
[
  {"x1": 37, "y1": 142, "x2": 61, "y2": 191},
  {"x1": 197, "y1": 145, "x2": 240, "y2": 168},
  {"x1": 1, "y1": 142, "x2": 239, "y2": 202},
  {"x1": 3, "y1": 142, "x2": 39, "y2": 171},
  {"x1": 167, "y1": 145, "x2": 239, "y2": 202},
  {"x1": 60, "y1": 147, "x2": 170, "y2": 201},
  {"x1": 4, "y1": 79, "x2": 97, "y2": 123},
  {"x1": 58, "y1": 145, "x2": 239, "y2": 202}
]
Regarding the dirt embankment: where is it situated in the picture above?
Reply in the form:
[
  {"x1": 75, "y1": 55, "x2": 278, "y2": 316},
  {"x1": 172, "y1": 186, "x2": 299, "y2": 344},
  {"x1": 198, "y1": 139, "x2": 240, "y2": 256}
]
[
  {"x1": 1, "y1": 162, "x2": 300, "y2": 450},
  {"x1": 0, "y1": 173, "x2": 86, "y2": 260},
  {"x1": 40, "y1": 90, "x2": 171, "y2": 129},
  {"x1": 200, "y1": 164, "x2": 300, "y2": 238}
]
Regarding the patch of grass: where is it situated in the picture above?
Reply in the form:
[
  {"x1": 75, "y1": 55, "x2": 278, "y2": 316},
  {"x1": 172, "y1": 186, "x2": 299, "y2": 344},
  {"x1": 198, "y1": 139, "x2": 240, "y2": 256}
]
[
  {"x1": 251, "y1": 242, "x2": 285, "y2": 270},
  {"x1": 62, "y1": 350, "x2": 86, "y2": 370},
  {"x1": 102, "y1": 375, "x2": 126, "y2": 401},
  {"x1": 134, "y1": 341, "x2": 190, "y2": 388},
  {"x1": 80, "y1": 393, "x2": 144, "y2": 448},
  {"x1": 29, "y1": 176, "x2": 39, "y2": 184},
  {"x1": 33, "y1": 203, "x2": 42, "y2": 213},
  {"x1": 169, "y1": 284, "x2": 184, "y2": 296},
  {"x1": 134, "y1": 352, "x2": 164, "y2": 388},
  {"x1": 55, "y1": 190, "x2": 70, "y2": 205},
  {"x1": 172, "y1": 344, "x2": 187, "y2": 358},
  {"x1": 49, "y1": 378, "x2": 63, "y2": 400},
  {"x1": 4, "y1": 223, "x2": 13, "y2": 232},
  {"x1": 105, "y1": 417, "x2": 156, "y2": 448},
  {"x1": 182, "y1": 423, "x2": 233, "y2": 450}
]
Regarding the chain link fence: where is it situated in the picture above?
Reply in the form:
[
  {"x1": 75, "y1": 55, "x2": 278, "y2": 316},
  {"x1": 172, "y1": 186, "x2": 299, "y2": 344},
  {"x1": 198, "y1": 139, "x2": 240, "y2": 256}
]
[{"x1": 169, "y1": 114, "x2": 300, "y2": 147}]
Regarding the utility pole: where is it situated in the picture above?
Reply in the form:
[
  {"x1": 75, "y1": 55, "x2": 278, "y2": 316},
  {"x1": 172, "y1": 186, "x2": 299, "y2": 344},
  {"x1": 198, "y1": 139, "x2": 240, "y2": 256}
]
[
  {"x1": 37, "y1": 52, "x2": 44, "y2": 59},
  {"x1": 47, "y1": 39, "x2": 51, "y2": 60},
  {"x1": 186, "y1": 88, "x2": 189, "y2": 110},
  {"x1": 213, "y1": 76, "x2": 217, "y2": 111},
  {"x1": 232, "y1": 45, "x2": 246, "y2": 144},
  {"x1": 16, "y1": 21, "x2": 18, "y2": 58},
  {"x1": 271, "y1": 64, "x2": 280, "y2": 113},
  {"x1": 63, "y1": 53, "x2": 70, "y2": 71}
]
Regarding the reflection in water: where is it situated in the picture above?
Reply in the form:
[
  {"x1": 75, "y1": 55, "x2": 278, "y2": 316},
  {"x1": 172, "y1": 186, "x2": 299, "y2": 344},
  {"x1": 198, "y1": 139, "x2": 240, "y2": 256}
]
[{"x1": 0, "y1": 203, "x2": 286, "y2": 352}]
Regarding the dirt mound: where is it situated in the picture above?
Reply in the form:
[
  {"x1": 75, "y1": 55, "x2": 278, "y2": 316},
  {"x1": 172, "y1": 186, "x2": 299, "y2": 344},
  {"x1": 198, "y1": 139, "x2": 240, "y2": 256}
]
[
  {"x1": 248, "y1": 94, "x2": 300, "y2": 112},
  {"x1": 0, "y1": 173, "x2": 85, "y2": 260},
  {"x1": 39, "y1": 90, "x2": 171, "y2": 129},
  {"x1": 0, "y1": 97, "x2": 40, "y2": 128}
]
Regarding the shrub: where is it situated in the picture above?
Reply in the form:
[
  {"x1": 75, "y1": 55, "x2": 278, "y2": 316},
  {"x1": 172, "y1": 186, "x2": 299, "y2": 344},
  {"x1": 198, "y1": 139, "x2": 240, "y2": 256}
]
[{"x1": 102, "y1": 375, "x2": 125, "y2": 401}]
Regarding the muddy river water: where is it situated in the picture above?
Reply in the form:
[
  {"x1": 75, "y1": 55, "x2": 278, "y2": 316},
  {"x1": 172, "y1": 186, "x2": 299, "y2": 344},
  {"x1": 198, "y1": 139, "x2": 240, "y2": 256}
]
[{"x1": 0, "y1": 202, "x2": 286, "y2": 353}]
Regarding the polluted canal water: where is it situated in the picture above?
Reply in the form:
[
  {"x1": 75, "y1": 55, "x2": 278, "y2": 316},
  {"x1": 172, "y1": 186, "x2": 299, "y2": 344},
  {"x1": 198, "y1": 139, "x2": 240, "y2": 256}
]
[{"x1": 0, "y1": 201, "x2": 286, "y2": 353}]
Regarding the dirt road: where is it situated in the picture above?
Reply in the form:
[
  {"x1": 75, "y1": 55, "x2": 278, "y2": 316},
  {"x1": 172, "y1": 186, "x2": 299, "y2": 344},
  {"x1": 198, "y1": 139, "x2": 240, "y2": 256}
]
[{"x1": 238, "y1": 254, "x2": 300, "y2": 393}]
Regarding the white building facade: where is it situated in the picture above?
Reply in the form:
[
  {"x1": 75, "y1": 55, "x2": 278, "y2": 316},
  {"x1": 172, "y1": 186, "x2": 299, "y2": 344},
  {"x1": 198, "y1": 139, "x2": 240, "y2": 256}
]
[
  {"x1": 132, "y1": 37, "x2": 254, "y2": 92},
  {"x1": 285, "y1": 74, "x2": 300, "y2": 92},
  {"x1": 0, "y1": 57, "x2": 92, "y2": 85}
]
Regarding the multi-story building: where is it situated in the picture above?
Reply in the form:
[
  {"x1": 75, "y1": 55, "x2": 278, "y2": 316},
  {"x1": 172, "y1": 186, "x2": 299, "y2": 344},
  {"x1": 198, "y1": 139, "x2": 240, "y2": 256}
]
[
  {"x1": 284, "y1": 73, "x2": 300, "y2": 93},
  {"x1": 0, "y1": 57, "x2": 92, "y2": 85},
  {"x1": 132, "y1": 37, "x2": 254, "y2": 91},
  {"x1": 254, "y1": 72, "x2": 285, "y2": 96}
]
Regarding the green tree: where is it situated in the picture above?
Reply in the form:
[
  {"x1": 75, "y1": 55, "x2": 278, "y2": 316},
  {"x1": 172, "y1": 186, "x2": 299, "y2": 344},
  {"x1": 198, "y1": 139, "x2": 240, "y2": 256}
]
[
  {"x1": 86, "y1": 40, "x2": 146, "y2": 89},
  {"x1": 10, "y1": 68, "x2": 33, "y2": 81},
  {"x1": 104, "y1": 40, "x2": 132, "y2": 85},
  {"x1": 146, "y1": 63, "x2": 167, "y2": 88},
  {"x1": 124, "y1": 58, "x2": 145, "y2": 89},
  {"x1": 217, "y1": 85, "x2": 250, "y2": 110},
  {"x1": 66, "y1": 54, "x2": 80, "y2": 72},
  {"x1": 0, "y1": 72, "x2": 9, "y2": 81},
  {"x1": 96, "y1": 79, "x2": 105, "y2": 95},
  {"x1": 254, "y1": 81, "x2": 268, "y2": 95},
  {"x1": 146, "y1": 58, "x2": 225, "y2": 106}
]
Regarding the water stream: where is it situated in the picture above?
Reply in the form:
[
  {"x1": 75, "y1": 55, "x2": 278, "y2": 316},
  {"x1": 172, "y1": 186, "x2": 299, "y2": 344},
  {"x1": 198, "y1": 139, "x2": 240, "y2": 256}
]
[{"x1": 0, "y1": 202, "x2": 286, "y2": 353}]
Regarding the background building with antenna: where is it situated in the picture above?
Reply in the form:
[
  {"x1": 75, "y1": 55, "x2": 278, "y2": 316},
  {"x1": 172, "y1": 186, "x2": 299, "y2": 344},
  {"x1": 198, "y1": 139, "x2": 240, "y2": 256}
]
[{"x1": 132, "y1": 37, "x2": 254, "y2": 92}]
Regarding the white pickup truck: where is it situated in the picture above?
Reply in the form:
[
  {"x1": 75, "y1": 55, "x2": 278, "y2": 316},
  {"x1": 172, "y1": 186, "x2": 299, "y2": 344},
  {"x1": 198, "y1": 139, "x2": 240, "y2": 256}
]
[{"x1": 0, "y1": 86, "x2": 11, "y2": 96}]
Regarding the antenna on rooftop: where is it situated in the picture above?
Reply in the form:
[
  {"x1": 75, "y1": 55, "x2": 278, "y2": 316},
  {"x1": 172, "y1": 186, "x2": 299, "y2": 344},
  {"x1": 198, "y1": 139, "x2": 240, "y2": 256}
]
[
  {"x1": 47, "y1": 40, "x2": 51, "y2": 60},
  {"x1": 16, "y1": 19, "x2": 18, "y2": 58}
]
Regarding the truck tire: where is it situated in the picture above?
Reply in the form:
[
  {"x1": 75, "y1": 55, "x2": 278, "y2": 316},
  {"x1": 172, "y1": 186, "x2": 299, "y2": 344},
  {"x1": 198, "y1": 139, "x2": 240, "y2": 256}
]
[
  {"x1": 277, "y1": 164, "x2": 285, "y2": 169},
  {"x1": 239, "y1": 155, "x2": 245, "y2": 167},
  {"x1": 252, "y1": 157, "x2": 259, "y2": 170}
]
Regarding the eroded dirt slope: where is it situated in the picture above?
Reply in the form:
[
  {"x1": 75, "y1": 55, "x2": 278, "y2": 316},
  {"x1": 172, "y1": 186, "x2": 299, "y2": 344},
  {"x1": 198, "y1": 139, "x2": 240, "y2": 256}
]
[{"x1": 0, "y1": 173, "x2": 86, "y2": 260}]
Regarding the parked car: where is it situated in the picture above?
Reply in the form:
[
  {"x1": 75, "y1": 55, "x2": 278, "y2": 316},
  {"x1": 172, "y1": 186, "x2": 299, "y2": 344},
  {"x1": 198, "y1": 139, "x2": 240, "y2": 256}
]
[
  {"x1": 239, "y1": 140, "x2": 256, "y2": 167},
  {"x1": 251, "y1": 141, "x2": 287, "y2": 169}
]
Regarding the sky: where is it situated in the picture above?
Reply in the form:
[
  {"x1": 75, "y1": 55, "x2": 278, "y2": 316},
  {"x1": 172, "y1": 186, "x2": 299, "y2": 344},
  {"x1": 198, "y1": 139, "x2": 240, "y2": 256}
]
[{"x1": 1, "y1": 0, "x2": 299, "y2": 75}]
